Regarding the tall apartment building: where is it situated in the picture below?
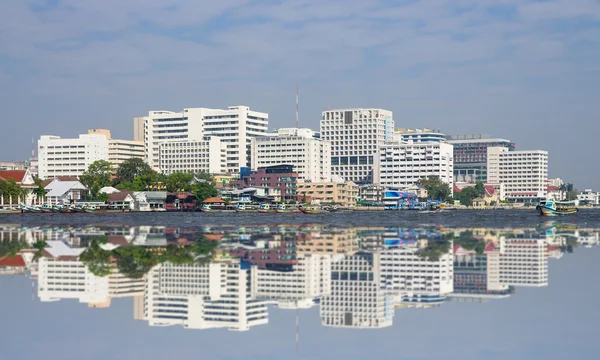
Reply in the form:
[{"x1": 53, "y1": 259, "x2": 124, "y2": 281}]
[
  {"x1": 38, "y1": 134, "x2": 109, "y2": 179},
  {"x1": 375, "y1": 142, "x2": 454, "y2": 189},
  {"x1": 394, "y1": 128, "x2": 445, "y2": 143},
  {"x1": 487, "y1": 147, "x2": 548, "y2": 202},
  {"x1": 253, "y1": 254, "x2": 332, "y2": 308},
  {"x1": 446, "y1": 134, "x2": 515, "y2": 183},
  {"x1": 133, "y1": 116, "x2": 145, "y2": 142},
  {"x1": 380, "y1": 244, "x2": 454, "y2": 301},
  {"x1": 251, "y1": 128, "x2": 331, "y2": 182},
  {"x1": 142, "y1": 260, "x2": 269, "y2": 331},
  {"x1": 158, "y1": 137, "x2": 227, "y2": 175},
  {"x1": 486, "y1": 236, "x2": 549, "y2": 287},
  {"x1": 320, "y1": 108, "x2": 393, "y2": 184},
  {"x1": 321, "y1": 251, "x2": 394, "y2": 329},
  {"x1": 142, "y1": 106, "x2": 268, "y2": 173},
  {"x1": 87, "y1": 130, "x2": 145, "y2": 168}
]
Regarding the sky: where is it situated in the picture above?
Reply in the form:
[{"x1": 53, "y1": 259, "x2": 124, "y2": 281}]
[
  {"x1": 1, "y1": 0, "x2": 600, "y2": 188},
  {"x1": 1, "y1": 244, "x2": 598, "y2": 359}
]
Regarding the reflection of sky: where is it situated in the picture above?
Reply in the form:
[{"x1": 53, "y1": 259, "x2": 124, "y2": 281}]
[{"x1": 1, "y1": 247, "x2": 598, "y2": 360}]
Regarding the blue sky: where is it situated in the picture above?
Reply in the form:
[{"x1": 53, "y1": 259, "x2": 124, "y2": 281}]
[
  {"x1": 1, "y1": 0, "x2": 600, "y2": 187},
  {"x1": 1, "y1": 245, "x2": 598, "y2": 360}
]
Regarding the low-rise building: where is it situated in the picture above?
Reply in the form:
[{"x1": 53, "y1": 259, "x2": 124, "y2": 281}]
[
  {"x1": 453, "y1": 182, "x2": 505, "y2": 203},
  {"x1": 577, "y1": 189, "x2": 600, "y2": 205},
  {"x1": 296, "y1": 181, "x2": 358, "y2": 206},
  {"x1": 0, "y1": 169, "x2": 37, "y2": 206},
  {"x1": 251, "y1": 128, "x2": 331, "y2": 182},
  {"x1": 44, "y1": 179, "x2": 87, "y2": 205},
  {"x1": 0, "y1": 161, "x2": 29, "y2": 171},
  {"x1": 229, "y1": 165, "x2": 298, "y2": 202},
  {"x1": 359, "y1": 184, "x2": 385, "y2": 203}
]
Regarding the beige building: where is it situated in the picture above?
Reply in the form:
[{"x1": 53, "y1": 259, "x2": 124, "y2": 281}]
[
  {"x1": 297, "y1": 181, "x2": 358, "y2": 206},
  {"x1": 88, "y1": 129, "x2": 144, "y2": 169},
  {"x1": 133, "y1": 117, "x2": 145, "y2": 142},
  {"x1": 297, "y1": 228, "x2": 359, "y2": 256}
]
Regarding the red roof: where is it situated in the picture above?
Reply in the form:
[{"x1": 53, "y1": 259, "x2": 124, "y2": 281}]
[
  {"x1": 453, "y1": 185, "x2": 462, "y2": 193},
  {"x1": 0, "y1": 170, "x2": 26, "y2": 183},
  {"x1": 484, "y1": 186, "x2": 495, "y2": 196},
  {"x1": 547, "y1": 186, "x2": 559, "y2": 191},
  {"x1": 0, "y1": 255, "x2": 26, "y2": 267},
  {"x1": 484, "y1": 242, "x2": 496, "y2": 253},
  {"x1": 547, "y1": 245, "x2": 561, "y2": 252},
  {"x1": 453, "y1": 244, "x2": 462, "y2": 253},
  {"x1": 203, "y1": 197, "x2": 225, "y2": 203}
]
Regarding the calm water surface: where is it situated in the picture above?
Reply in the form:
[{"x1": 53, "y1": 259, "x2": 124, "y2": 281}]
[{"x1": 1, "y1": 211, "x2": 599, "y2": 360}]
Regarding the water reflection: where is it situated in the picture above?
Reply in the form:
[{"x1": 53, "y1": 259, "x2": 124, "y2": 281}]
[{"x1": 1, "y1": 222, "x2": 598, "y2": 331}]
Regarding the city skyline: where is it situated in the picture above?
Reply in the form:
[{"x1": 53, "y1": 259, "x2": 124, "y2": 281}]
[{"x1": 1, "y1": 1, "x2": 599, "y2": 188}]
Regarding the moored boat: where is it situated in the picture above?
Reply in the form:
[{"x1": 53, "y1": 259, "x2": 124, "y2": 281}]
[
  {"x1": 276, "y1": 203, "x2": 299, "y2": 213},
  {"x1": 41, "y1": 204, "x2": 54, "y2": 213},
  {"x1": 257, "y1": 203, "x2": 277, "y2": 214},
  {"x1": 200, "y1": 204, "x2": 213, "y2": 213},
  {"x1": 536, "y1": 200, "x2": 578, "y2": 216},
  {"x1": 236, "y1": 204, "x2": 256, "y2": 213},
  {"x1": 299, "y1": 206, "x2": 327, "y2": 214}
]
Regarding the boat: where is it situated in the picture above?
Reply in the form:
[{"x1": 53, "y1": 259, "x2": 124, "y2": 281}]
[
  {"x1": 299, "y1": 206, "x2": 327, "y2": 215},
  {"x1": 536, "y1": 200, "x2": 578, "y2": 216},
  {"x1": 200, "y1": 204, "x2": 213, "y2": 213},
  {"x1": 276, "y1": 203, "x2": 300, "y2": 213},
  {"x1": 84, "y1": 205, "x2": 97, "y2": 213},
  {"x1": 236, "y1": 204, "x2": 256, "y2": 213},
  {"x1": 257, "y1": 203, "x2": 277, "y2": 214}
]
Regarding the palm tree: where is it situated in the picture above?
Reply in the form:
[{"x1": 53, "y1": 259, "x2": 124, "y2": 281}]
[
  {"x1": 32, "y1": 178, "x2": 47, "y2": 205},
  {"x1": 559, "y1": 184, "x2": 567, "y2": 200}
]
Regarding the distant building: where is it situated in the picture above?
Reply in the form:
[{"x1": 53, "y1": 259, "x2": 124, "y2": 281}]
[
  {"x1": 446, "y1": 134, "x2": 515, "y2": 183},
  {"x1": 375, "y1": 142, "x2": 454, "y2": 190},
  {"x1": 486, "y1": 236, "x2": 549, "y2": 287},
  {"x1": 133, "y1": 116, "x2": 145, "y2": 142},
  {"x1": 38, "y1": 134, "x2": 109, "y2": 179},
  {"x1": 320, "y1": 108, "x2": 394, "y2": 184},
  {"x1": 87, "y1": 129, "x2": 144, "y2": 169},
  {"x1": 158, "y1": 137, "x2": 227, "y2": 175},
  {"x1": 359, "y1": 184, "x2": 386, "y2": 203},
  {"x1": 0, "y1": 161, "x2": 29, "y2": 171},
  {"x1": 251, "y1": 128, "x2": 331, "y2": 182},
  {"x1": 394, "y1": 128, "x2": 445, "y2": 143},
  {"x1": 487, "y1": 147, "x2": 548, "y2": 202},
  {"x1": 577, "y1": 189, "x2": 600, "y2": 205},
  {"x1": 296, "y1": 181, "x2": 359, "y2": 206},
  {"x1": 142, "y1": 106, "x2": 269, "y2": 173}
]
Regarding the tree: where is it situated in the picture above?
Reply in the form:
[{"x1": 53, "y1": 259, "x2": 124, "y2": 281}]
[
  {"x1": 113, "y1": 246, "x2": 158, "y2": 279},
  {"x1": 116, "y1": 158, "x2": 155, "y2": 184},
  {"x1": 474, "y1": 181, "x2": 486, "y2": 197},
  {"x1": 163, "y1": 245, "x2": 195, "y2": 265},
  {"x1": 32, "y1": 239, "x2": 48, "y2": 263},
  {"x1": 416, "y1": 176, "x2": 452, "y2": 201},
  {"x1": 80, "y1": 160, "x2": 112, "y2": 199},
  {"x1": 194, "y1": 171, "x2": 214, "y2": 182},
  {"x1": 32, "y1": 178, "x2": 47, "y2": 203},
  {"x1": 0, "y1": 179, "x2": 28, "y2": 203},
  {"x1": 79, "y1": 236, "x2": 112, "y2": 277},
  {"x1": 166, "y1": 172, "x2": 195, "y2": 192},
  {"x1": 565, "y1": 183, "x2": 577, "y2": 201},
  {"x1": 194, "y1": 182, "x2": 218, "y2": 202},
  {"x1": 454, "y1": 187, "x2": 480, "y2": 206},
  {"x1": 416, "y1": 240, "x2": 451, "y2": 261},
  {"x1": 559, "y1": 184, "x2": 567, "y2": 200}
]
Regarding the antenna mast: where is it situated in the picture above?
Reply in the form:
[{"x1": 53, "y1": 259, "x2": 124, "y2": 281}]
[{"x1": 296, "y1": 83, "x2": 299, "y2": 129}]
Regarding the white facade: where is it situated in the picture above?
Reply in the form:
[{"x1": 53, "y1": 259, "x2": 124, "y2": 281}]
[
  {"x1": 375, "y1": 142, "x2": 454, "y2": 189},
  {"x1": 394, "y1": 128, "x2": 445, "y2": 143},
  {"x1": 488, "y1": 237, "x2": 549, "y2": 287},
  {"x1": 38, "y1": 257, "x2": 108, "y2": 303},
  {"x1": 578, "y1": 189, "x2": 600, "y2": 205},
  {"x1": 38, "y1": 134, "x2": 109, "y2": 179},
  {"x1": 143, "y1": 106, "x2": 268, "y2": 173},
  {"x1": 321, "y1": 252, "x2": 393, "y2": 329},
  {"x1": 487, "y1": 147, "x2": 548, "y2": 201},
  {"x1": 158, "y1": 137, "x2": 227, "y2": 175},
  {"x1": 253, "y1": 254, "x2": 332, "y2": 308},
  {"x1": 143, "y1": 260, "x2": 269, "y2": 331},
  {"x1": 380, "y1": 245, "x2": 454, "y2": 299},
  {"x1": 320, "y1": 108, "x2": 393, "y2": 184},
  {"x1": 0, "y1": 161, "x2": 29, "y2": 171},
  {"x1": 251, "y1": 128, "x2": 331, "y2": 182}
]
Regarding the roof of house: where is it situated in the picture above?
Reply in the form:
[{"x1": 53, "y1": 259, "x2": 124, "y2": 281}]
[
  {"x1": 42, "y1": 176, "x2": 80, "y2": 187},
  {"x1": 547, "y1": 185, "x2": 560, "y2": 191},
  {"x1": 44, "y1": 241, "x2": 85, "y2": 259},
  {"x1": 108, "y1": 191, "x2": 133, "y2": 202},
  {"x1": 46, "y1": 181, "x2": 87, "y2": 197},
  {"x1": 484, "y1": 242, "x2": 496, "y2": 253},
  {"x1": 453, "y1": 185, "x2": 462, "y2": 193},
  {"x1": 0, "y1": 170, "x2": 26, "y2": 183},
  {"x1": 0, "y1": 254, "x2": 27, "y2": 267},
  {"x1": 203, "y1": 197, "x2": 225, "y2": 203},
  {"x1": 484, "y1": 186, "x2": 495, "y2": 196}
]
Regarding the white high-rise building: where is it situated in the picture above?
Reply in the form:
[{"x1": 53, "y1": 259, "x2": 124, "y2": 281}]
[
  {"x1": 375, "y1": 142, "x2": 454, "y2": 189},
  {"x1": 38, "y1": 134, "x2": 109, "y2": 179},
  {"x1": 486, "y1": 236, "x2": 548, "y2": 287},
  {"x1": 143, "y1": 106, "x2": 268, "y2": 173},
  {"x1": 487, "y1": 147, "x2": 548, "y2": 202},
  {"x1": 380, "y1": 245, "x2": 454, "y2": 301},
  {"x1": 108, "y1": 139, "x2": 144, "y2": 168},
  {"x1": 321, "y1": 252, "x2": 393, "y2": 329},
  {"x1": 320, "y1": 108, "x2": 393, "y2": 184},
  {"x1": 158, "y1": 137, "x2": 227, "y2": 175},
  {"x1": 253, "y1": 254, "x2": 332, "y2": 308},
  {"x1": 142, "y1": 260, "x2": 269, "y2": 331},
  {"x1": 393, "y1": 128, "x2": 446, "y2": 143},
  {"x1": 251, "y1": 128, "x2": 331, "y2": 182}
]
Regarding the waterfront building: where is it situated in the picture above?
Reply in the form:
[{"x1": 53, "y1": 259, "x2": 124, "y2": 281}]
[
  {"x1": 0, "y1": 161, "x2": 29, "y2": 171},
  {"x1": 358, "y1": 184, "x2": 386, "y2": 203},
  {"x1": 158, "y1": 137, "x2": 227, "y2": 175},
  {"x1": 321, "y1": 251, "x2": 394, "y2": 329},
  {"x1": 142, "y1": 260, "x2": 269, "y2": 331},
  {"x1": 486, "y1": 147, "x2": 548, "y2": 202},
  {"x1": 142, "y1": 106, "x2": 268, "y2": 173},
  {"x1": 38, "y1": 134, "x2": 109, "y2": 179},
  {"x1": 229, "y1": 165, "x2": 298, "y2": 201},
  {"x1": 296, "y1": 181, "x2": 359, "y2": 206},
  {"x1": 393, "y1": 128, "x2": 445, "y2": 143},
  {"x1": 375, "y1": 142, "x2": 453, "y2": 190},
  {"x1": 251, "y1": 128, "x2": 331, "y2": 182},
  {"x1": 577, "y1": 190, "x2": 600, "y2": 205},
  {"x1": 446, "y1": 134, "x2": 515, "y2": 183},
  {"x1": 320, "y1": 108, "x2": 393, "y2": 184},
  {"x1": 453, "y1": 182, "x2": 506, "y2": 203},
  {"x1": 0, "y1": 169, "x2": 37, "y2": 205}
]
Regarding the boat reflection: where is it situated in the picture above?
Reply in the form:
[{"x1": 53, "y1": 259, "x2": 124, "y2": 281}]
[{"x1": 0, "y1": 222, "x2": 597, "y2": 331}]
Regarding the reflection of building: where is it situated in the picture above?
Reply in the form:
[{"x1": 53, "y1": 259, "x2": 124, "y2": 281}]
[
  {"x1": 487, "y1": 236, "x2": 549, "y2": 287},
  {"x1": 142, "y1": 260, "x2": 268, "y2": 331},
  {"x1": 380, "y1": 243, "x2": 454, "y2": 304},
  {"x1": 321, "y1": 252, "x2": 393, "y2": 328},
  {"x1": 253, "y1": 254, "x2": 333, "y2": 308},
  {"x1": 297, "y1": 229, "x2": 359, "y2": 256},
  {"x1": 449, "y1": 245, "x2": 514, "y2": 302}
]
